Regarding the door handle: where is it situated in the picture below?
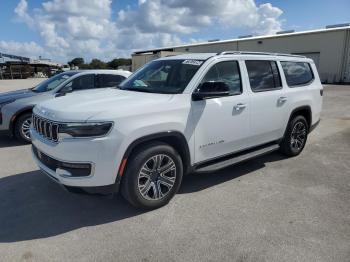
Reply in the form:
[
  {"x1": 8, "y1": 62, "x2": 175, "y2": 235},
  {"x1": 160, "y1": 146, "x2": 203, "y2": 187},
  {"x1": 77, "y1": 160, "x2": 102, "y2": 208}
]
[
  {"x1": 278, "y1": 96, "x2": 287, "y2": 102},
  {"x1": 234, "y1": 103, "x2": 247, "y2": 111}
]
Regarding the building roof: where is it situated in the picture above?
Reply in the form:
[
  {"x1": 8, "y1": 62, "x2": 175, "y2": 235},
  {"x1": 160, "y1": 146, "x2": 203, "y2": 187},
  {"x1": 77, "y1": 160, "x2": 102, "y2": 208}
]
[{"x1": 133, "y1": 25, "x2": 350, "y2": 55}]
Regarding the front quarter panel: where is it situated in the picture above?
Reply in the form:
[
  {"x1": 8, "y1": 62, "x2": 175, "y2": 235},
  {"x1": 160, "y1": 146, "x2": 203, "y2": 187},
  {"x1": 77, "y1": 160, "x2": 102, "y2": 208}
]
[{"x1": 90, "y1": 94, "x2": 194, "y2": 182}]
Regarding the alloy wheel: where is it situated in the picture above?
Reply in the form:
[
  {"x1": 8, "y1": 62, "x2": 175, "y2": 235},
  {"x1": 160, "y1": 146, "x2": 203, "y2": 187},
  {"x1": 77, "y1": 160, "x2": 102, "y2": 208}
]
[
  {"x1": 137, "y1": 154, "x2": 176, "y2": 201},
  {"x1": 21, "y1": 117, "x2": 32, "y2": 141},
  {"x1": 290, "y1": 121, "x2": 306, "y2": 151}
]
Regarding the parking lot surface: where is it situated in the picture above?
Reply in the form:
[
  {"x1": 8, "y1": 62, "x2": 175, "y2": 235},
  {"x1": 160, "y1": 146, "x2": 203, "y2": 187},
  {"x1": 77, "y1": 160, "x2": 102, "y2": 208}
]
[
  {"x1": 0, "y1": 83, "x2": 349, "y2": 262},
  {"x1": 0, "y1": 78, "x2": 45, "y2": 92}
]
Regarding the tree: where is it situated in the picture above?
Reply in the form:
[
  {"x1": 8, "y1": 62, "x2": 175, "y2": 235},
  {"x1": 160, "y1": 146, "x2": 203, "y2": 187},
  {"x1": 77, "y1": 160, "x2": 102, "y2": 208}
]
[
  {"x1": 69, "y1": 57, "x2": 85, "y2": 67},
  {"x1": 89, "y1": 59, "x2": 107, "y2": 69},
  {"x1": 107, "y1": 58, "x2": 132, "y2": 69}
]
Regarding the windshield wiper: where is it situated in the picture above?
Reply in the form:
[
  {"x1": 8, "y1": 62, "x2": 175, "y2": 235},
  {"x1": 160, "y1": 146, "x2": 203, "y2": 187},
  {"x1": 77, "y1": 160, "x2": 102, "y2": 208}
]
[{"x1": 121, "y1": 87, "x2": 154, "y2": 93}]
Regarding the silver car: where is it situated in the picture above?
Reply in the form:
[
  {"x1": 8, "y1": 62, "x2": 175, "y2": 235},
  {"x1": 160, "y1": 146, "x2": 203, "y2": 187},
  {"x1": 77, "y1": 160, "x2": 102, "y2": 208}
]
[{"x1": 0, "y1": 69, "x2": 132, "y2": 143}]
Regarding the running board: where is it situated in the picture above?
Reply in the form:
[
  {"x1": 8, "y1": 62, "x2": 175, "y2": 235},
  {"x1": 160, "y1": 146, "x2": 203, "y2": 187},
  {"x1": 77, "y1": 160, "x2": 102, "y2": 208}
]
[{"x1": 195, "y1": 144, "x2": 280, "y2": 173}]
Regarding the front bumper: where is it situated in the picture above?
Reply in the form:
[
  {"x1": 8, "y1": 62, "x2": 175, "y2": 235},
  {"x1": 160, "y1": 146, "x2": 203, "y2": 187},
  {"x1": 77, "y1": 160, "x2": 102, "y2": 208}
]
[{"x1": 31, "y1": 128, "x2": 123, "y2": 193}]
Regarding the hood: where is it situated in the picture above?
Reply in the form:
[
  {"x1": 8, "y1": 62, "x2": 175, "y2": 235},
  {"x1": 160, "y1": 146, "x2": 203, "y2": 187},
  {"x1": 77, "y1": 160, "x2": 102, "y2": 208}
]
[
  {"x1": 34, "y1": 88, "x2": 175, "y2": 122},
  {"x1": 0, "y1": 88, "x2": 37, "y2": 104}
]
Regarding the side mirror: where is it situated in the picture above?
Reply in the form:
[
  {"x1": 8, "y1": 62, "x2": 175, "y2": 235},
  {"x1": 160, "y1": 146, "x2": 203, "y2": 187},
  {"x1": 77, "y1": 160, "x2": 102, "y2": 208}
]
[
  {"x1": 192, "y1": 81, "x2": 230, "y2": 101},
  {"x1": 56, "y1": 85, "x2": 73, "y2": 97}
]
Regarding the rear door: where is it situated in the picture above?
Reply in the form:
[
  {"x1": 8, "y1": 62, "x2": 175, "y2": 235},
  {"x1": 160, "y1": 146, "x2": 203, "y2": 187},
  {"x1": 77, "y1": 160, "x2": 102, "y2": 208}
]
[
  {"x1": 245, "y1": 60, "x2": 289, "y2": 145},
  {"x1": 97, "y1": 74, "x2": 126, "y2": 88}
]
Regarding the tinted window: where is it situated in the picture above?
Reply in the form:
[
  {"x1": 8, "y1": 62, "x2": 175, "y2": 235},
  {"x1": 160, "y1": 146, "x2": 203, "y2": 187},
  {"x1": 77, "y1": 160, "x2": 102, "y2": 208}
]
[
  {"x1": 32, "y1": 71, "x2": 78, "y2": 93},
  {"x1": 119, "y1": 59, "x2": 203, "y2": 94},
  {"x1": 202, "y1": 61, "x2": 242, "y2": 95},
  {"x1": 65, "y1": 74, "x2": 95, "y2": 91},
  {"x1": 98, "y1": 74, "x2": 125, "y2": 88},
  {"x1": 246, "y1": 60, "x2": 281, "y2": 92},
  {"x1": 281, "y1": 62, "x2": 314, "y2": 87}
]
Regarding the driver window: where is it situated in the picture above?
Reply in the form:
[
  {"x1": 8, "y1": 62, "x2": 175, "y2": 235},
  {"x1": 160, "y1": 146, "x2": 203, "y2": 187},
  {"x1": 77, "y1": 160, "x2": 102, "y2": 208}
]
[
  {"x1": 65, "y1": 74, "x2": 95, "y2": 91},
  {"x1": 201, "y1": 61, "x2": 242, "y2": 95}
]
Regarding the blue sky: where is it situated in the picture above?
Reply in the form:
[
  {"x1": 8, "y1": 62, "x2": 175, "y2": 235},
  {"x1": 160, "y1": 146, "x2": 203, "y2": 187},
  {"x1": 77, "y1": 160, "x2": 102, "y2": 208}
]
[{"x1": 0, "y1": 0, "x2": 349, "y2": 63}]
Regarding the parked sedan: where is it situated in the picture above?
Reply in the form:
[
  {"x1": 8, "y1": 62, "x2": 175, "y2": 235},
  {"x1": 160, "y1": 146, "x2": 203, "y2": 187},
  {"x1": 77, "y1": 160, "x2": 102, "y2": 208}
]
[{"x1": 0, "y1": 69, "x2": 132, "y2": 143}]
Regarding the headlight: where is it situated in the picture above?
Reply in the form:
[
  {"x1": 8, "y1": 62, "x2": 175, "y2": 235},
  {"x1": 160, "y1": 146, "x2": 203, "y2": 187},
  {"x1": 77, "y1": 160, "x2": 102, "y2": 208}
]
[{"x1": 58, "y1": 122, "x2": 113, "y2": 138}]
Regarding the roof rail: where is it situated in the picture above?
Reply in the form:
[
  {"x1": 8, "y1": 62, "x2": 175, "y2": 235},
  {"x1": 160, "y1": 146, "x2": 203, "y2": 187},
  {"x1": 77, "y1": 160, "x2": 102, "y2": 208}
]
[{"x1": 216, "y1": 51, "x2": 306, "y2": 58}]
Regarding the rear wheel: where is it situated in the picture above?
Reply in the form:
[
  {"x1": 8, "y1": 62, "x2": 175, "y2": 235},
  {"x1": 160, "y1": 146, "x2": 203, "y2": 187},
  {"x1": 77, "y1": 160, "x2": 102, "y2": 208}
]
[
  {"x1": 280, "y1": 115, "x2": 308, "y2": 156},
  {"x1": 121, "y1": 142, "x2": 183, "y2": 209},
  {"x1": 14, "y1": 113, "x2": 32, "y2": 143}
]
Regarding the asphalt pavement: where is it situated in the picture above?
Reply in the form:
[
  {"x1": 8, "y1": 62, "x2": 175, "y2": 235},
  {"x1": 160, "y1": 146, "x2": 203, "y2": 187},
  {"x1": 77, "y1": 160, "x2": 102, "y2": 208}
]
[{"x1": 0, "y1": 83, "x2": 349, "y2": 262}]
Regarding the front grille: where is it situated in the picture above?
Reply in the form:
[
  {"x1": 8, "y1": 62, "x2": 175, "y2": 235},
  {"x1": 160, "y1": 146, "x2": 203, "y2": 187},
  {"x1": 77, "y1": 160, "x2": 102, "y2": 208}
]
[{"x1": 32, "y1": 114, "x2": 59, "y2": 142}]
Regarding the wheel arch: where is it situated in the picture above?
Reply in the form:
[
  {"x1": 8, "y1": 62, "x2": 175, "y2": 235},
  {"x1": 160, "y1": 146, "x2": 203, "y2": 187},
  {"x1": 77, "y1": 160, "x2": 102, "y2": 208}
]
[
  {"x1": 117, "y1": 131, "x2": 191, "y2": 183},
  {"x1": 289, "y1": 105, "x2": 312, "y2": 129},
  {"x1": 10, "y1": 106, "x2": 34, "y2": 135}
]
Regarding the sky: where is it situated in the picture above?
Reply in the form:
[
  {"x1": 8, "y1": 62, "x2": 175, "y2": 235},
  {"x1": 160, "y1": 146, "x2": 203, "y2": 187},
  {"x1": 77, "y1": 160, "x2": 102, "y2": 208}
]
[{"x1": 0, "y1": 0, "x2": 349, "y2": 63}]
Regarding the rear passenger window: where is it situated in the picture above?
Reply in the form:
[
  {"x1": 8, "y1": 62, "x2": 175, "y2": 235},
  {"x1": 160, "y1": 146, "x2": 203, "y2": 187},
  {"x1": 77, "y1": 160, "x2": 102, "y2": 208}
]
[
  {"x1": 245, "y1": 60, "x2": 281, "y2": 92},
  {"x1": 99, "y1": 74, "x2": 125, "y2": 88},
  {"x1": 281, "y1": 62, "x2": 314, "y2": 87},
  {"x1": 202, "y1": 61, "x2": 242, "y2": 95}
]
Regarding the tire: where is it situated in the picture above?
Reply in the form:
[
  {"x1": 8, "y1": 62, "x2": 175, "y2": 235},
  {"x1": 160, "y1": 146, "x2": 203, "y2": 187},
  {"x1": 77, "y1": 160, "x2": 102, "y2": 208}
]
[
  {"x1": 14, "y1": 113, "x2": 32, "y2": 143},
  {"x1": 121, "y1": 142, "x2": 183, "y2": 209},
  {"x1": 279, "y1": 115, "x2": 309, "y2": 157}
]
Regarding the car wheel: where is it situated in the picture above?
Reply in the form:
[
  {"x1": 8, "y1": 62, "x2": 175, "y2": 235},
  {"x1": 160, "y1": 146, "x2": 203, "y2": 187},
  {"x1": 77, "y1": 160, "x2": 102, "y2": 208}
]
[
  {"x1": 14, "y1": 113, "x2": 32, "y2": 143},
  {"x1": 280, "y1": 115, "x2": 308, "y2": 157},
  {"x1": 121, "y1": 142, "x2": 183, "y2": 209}
]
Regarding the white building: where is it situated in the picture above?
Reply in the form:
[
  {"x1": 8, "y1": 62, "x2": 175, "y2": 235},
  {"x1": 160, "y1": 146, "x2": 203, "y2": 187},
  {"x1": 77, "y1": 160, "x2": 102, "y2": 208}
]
[{"x1": 132, "y1": 24, "x2": 350, "y2": 83}]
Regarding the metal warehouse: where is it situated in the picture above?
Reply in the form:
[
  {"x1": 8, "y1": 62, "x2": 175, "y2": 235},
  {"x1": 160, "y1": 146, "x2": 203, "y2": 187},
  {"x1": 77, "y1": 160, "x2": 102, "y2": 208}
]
[{"x1": 132, "y1": 24, "x2": 350, "y2": 83}]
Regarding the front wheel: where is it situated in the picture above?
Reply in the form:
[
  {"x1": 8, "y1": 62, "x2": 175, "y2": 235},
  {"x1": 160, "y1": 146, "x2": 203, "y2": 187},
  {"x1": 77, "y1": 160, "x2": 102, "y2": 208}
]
[
  {"x1": 14, "y1": 113, "x2": 32, "y2": 143},
  {"x1": 280, "y1": 115, "x2": 308, "y2": 157},
  {"x1": 121, "y1": 142, "x2": 183, "y2": 209}
]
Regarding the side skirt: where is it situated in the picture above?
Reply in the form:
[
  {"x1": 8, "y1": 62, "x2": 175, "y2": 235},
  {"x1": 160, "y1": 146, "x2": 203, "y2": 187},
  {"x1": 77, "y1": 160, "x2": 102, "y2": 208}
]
[{"x1": 194, "y1": 142, "x2": 280, "y2": 173}]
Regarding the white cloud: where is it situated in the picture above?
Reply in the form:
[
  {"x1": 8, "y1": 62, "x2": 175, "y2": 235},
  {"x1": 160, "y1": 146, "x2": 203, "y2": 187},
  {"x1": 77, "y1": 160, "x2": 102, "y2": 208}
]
[
  {"x1": 0, "y1": 41, "x2": 48, "y2": 58},
  {"x1": 7, "y1": 0, "x2": 284, "y2": 62},
  {"x1": 255, "y1": 3, "x2": 283, "y2": 35},
  {"x1": 118, "y1": 0, "x2": 283, "y2": 35},
  {"x1": 14, "y1": 0, "x2": 34, "y2": 26}
]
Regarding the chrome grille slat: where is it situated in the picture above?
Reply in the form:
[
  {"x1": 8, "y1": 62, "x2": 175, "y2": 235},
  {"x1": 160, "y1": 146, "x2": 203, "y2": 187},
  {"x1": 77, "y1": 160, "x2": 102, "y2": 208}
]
[{"x1": 32, "y1": 113, "x2": 59, "y2": 142}]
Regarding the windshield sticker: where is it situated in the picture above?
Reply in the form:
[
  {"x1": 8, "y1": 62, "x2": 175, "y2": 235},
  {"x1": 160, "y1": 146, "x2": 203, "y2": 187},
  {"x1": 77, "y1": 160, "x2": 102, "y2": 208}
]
[{"x1": 182, "y1": 60, "x2": 203, "y2": 66}]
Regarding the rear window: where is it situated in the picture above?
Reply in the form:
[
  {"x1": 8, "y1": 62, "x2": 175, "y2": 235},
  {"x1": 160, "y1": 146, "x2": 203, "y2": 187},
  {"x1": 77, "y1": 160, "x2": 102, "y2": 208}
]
[{"x1": 281, "y1": 62, "x2": 314, "y2": 87}]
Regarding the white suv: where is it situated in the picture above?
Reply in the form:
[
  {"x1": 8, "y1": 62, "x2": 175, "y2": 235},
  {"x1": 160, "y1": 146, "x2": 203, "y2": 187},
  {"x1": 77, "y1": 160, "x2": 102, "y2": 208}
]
[{"x1": 31, "y1": 51, "x2": 323, "y2": 209}]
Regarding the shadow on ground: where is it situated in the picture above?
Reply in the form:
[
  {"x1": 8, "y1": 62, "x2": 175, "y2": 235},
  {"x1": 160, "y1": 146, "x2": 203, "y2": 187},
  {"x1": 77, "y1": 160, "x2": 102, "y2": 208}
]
[
  {"x1": 0, "y1": 152, "x2": 285, "y2": 243},
  {"x1": 0, "y1": 136, "x2": 25, "y2": 148}
]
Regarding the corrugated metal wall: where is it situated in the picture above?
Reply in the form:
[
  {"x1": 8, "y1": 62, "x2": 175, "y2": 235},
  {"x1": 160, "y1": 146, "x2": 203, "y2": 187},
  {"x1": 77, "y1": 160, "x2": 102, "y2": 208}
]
[{"x1": 132, "y1": 28, "x2": 350, "y2": 83}]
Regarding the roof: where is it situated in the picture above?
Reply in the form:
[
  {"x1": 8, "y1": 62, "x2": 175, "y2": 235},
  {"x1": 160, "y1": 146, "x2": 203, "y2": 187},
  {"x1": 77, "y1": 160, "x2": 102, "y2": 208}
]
[
  {"x1": 157, "y1": 51, "x2": 312, "y2": 61},
  {"x1": 61, "y1": 69, "x2": 132, "y2": 77},
  {"x1": 133, "y1": 25, "x2": 350, "y2": 55},
  {"x1": 160, "y1": 53, "x2": 216, "y2": 60}
]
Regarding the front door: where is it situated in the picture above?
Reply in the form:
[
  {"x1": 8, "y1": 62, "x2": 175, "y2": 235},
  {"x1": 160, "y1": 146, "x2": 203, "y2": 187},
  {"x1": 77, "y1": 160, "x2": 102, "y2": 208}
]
[{"x1": 191, "y1": 60, "x2": 251, "y2": 163}]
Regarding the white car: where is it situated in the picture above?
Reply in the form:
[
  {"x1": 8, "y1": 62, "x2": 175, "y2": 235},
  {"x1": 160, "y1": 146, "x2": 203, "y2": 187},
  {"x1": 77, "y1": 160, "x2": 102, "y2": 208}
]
[
  {"x1": 0, "y1": 69, "x2": 132, "y2": 143},
  {"x1": 31, "y1": 51, "x2": 323, "y2": 209}
]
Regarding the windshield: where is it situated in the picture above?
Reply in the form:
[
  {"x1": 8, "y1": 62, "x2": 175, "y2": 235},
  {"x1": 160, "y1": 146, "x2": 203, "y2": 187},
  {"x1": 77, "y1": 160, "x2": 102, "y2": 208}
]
[
  {"x1": 32, "y1": 72, "x2": 78, "y2": 93},
  {"x1": 119, "y1": 59, "x2": 204, "y2": 94}
]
